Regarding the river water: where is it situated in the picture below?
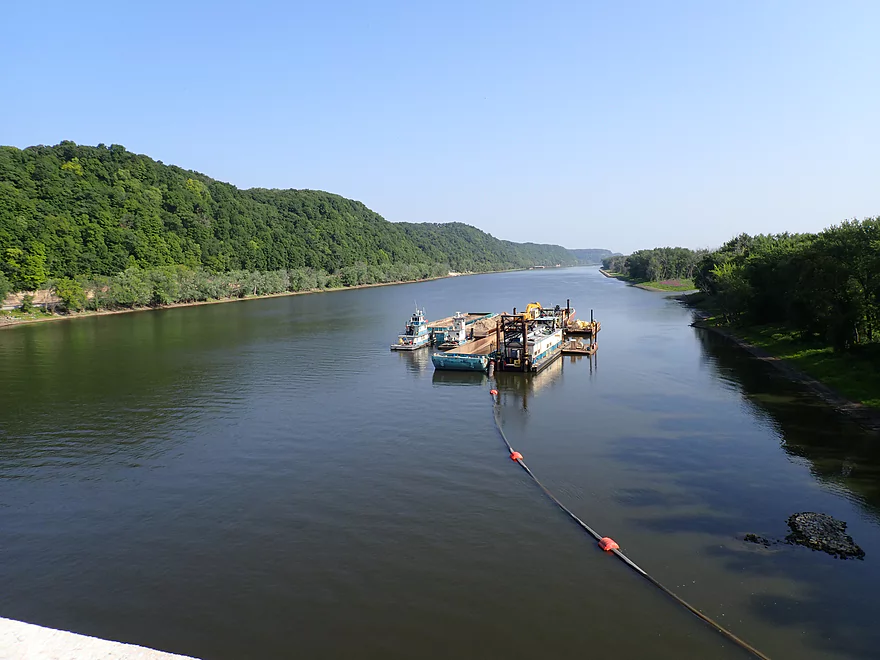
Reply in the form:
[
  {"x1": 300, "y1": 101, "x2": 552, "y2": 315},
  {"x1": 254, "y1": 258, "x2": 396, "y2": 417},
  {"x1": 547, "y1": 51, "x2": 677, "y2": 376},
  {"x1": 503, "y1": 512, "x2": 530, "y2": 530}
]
[{"x1": 1, "y1": 267, "x2": 879, "y2": 659}]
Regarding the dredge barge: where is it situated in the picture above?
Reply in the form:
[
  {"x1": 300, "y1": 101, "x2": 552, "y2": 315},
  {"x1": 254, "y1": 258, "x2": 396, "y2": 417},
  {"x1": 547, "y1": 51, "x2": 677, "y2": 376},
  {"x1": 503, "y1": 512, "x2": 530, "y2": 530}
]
[
  {"x1": 399, "y1": 301, "x2": 600, "y2": 373},
  {"x1": 494, "y1": 303, "x2": 565, "y2": 373}
]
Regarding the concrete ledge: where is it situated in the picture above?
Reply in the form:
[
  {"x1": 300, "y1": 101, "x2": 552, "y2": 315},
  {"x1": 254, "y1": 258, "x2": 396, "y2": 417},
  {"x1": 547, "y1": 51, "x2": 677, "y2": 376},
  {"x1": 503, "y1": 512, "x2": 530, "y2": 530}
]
[{"x1": 0, "y1": 617, "x2": 199, "y2": 660}]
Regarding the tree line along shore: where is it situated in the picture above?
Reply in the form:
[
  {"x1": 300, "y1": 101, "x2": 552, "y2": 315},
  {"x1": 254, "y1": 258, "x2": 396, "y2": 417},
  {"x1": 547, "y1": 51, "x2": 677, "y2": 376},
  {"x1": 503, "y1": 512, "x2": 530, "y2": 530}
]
[
  {"x1": 603, "y1": 218, "x2": 880, "y2": 413},
  {"x1": 0, "y1": 263, "x2": 458, "y2": 326},
  {"x1": 0, "y1": 264, "x2": 530, "y2": 328}
]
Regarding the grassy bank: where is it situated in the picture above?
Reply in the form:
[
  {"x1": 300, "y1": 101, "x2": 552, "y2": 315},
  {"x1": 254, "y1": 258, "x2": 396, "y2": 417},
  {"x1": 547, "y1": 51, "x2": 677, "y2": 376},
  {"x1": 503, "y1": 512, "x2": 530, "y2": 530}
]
[
  {"x1": 731, "y1": 325, "x2": 880, "y2": 408},
  {"x1": 0, "y1": 308, "x2": 56, "y2": 325},
  {"x1": 683, "y1": 293, "x2": 880, "y2": 409},
  {"x1": 634, "y1": 279, "x2": 696, "y2": 292},
  {"x1": 599, "y1": 269, "x2": 696, "y2": 291}
]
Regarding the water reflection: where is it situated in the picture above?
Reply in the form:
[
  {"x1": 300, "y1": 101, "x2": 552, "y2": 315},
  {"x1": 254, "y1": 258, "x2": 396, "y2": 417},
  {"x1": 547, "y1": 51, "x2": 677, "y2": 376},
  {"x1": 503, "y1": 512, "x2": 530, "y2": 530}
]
[
  {"x1": 397, "y1": 349, "x2": 431, "y2": 375},
  {"x1": 494, "y1": 357, "x2": 567, "y2": 411},
  {"x1": 604, "y1": 327, "x2": 880, "y2": 659},
  {"x1": 430, "y1": 370, "x2": 488, "y2": 387},
  {"x1": 695, "y1": 329, "x2": 880, "y2": 518},
  {"x1": 564, "y1": 351, "x2": 598, "y2": 380},
  {"x1": 424, "y1": 352, "x2": 584, "y2": 405}
]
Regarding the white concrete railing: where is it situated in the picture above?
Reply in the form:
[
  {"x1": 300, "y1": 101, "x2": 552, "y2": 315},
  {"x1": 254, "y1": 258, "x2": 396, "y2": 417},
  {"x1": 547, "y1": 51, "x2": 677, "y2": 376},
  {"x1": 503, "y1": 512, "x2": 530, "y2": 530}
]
[{"x1": 0, "y1": 617, "x2": 199, "y2": 660}]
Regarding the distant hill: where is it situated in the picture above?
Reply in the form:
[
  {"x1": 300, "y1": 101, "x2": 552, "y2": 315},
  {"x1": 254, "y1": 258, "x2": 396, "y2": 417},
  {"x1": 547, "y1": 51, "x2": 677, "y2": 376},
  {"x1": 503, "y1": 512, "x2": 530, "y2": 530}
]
[
  {"x1": 568, "y1": 248, "x2": 618, "y2": 265},
  {"x1": 0, "y1": 142, "x2": 577, "y2": 291}
]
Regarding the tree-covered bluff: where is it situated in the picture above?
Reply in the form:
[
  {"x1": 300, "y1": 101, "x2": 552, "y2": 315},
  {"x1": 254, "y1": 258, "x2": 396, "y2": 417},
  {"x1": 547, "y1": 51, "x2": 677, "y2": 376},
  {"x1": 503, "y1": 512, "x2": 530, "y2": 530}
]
[
  {"x1": 0, "y1": 141, "x2": 576, "y2": 295},
  {"x1": 569, "y1": 248, "x2": 617, "y2": 265}
]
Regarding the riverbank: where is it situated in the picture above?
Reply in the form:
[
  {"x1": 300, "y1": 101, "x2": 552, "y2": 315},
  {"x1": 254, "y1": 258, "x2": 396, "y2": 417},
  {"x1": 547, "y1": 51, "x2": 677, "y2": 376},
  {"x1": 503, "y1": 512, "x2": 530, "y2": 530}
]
[
  {"x1": 599, "y1": 269, "x2": 697, "y2": 292},
  {"x1": 681, "y1": 293, "x2": 880, "y2": 432},
  {"x1": 0, "y1": 272, "x2": 475, "y2": 330}
]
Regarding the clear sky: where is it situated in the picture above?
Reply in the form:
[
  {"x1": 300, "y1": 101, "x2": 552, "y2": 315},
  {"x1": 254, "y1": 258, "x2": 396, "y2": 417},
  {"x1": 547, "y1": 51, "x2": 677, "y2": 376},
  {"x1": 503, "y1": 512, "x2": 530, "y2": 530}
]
[{"x1": 2, "y1": 1, "x2": 878, "y2": 253}]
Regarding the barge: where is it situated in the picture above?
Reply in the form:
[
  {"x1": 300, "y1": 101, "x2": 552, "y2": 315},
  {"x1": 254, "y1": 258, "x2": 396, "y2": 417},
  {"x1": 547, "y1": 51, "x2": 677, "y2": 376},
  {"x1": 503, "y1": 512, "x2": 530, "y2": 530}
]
[
  {"x1": 423, "y1": 301, "x2": 599, "y2": 374},
  {"x1": 428, "y1": 312, "x2": 497, "y2": 345},
  {"x1": 495, "y1": 303, "x2": 566, "y2": 373},
  {"x1": 431, "y1": 334, "x2": 497, "y2": 372}
]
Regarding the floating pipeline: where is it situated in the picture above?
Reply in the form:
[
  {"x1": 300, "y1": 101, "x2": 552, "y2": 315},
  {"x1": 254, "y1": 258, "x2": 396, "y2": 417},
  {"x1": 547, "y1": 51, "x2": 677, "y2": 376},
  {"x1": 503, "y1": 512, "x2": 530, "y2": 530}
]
[{"x1": 487, "y1": 388, "x2": 772, "y2": 660}]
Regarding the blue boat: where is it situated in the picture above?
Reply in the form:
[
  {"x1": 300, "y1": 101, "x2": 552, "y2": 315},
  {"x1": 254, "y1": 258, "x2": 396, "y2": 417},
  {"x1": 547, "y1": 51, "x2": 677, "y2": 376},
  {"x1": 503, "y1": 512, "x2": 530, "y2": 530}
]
[{"x1": 431, "y1": 352, "x2": 490, "y2": 372}]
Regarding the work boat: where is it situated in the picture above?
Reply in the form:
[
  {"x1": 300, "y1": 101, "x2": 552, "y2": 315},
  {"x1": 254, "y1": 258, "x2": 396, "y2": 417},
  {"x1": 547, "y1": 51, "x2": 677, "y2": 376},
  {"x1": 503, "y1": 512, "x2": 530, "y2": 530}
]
[
  {"x1": 391, "y1": 307, "x2": 431, "y2": 351},
  {"x1": 437, "y1": 312, "x2": 468, "y2": 350}
]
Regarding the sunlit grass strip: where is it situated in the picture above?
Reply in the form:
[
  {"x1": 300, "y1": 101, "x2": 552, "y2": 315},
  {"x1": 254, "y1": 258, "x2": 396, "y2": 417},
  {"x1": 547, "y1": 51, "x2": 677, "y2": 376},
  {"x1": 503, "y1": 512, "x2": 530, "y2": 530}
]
[{"x1": 725, "y1": 323, "x2": 880, "y2": 409}]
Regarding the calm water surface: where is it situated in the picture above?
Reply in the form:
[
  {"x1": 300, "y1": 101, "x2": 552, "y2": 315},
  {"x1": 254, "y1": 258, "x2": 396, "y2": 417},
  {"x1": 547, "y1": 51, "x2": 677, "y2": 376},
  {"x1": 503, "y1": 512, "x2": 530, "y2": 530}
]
[{"x1": 2, "y1": 267, "x2": 880, "y2": 659}]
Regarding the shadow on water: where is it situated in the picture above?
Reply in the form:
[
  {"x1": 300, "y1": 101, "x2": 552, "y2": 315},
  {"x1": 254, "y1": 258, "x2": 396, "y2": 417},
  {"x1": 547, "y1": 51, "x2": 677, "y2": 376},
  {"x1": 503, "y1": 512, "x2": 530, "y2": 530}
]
[
  {"x1": 696, "y1": 330, "x2": 880, "y2": 517},
  {"x1": 493, "y1": 356, "x2": 579, "y2": 410},
  {"x1": 430, "y1": 369, "x2": 488, "y2": 387},
  {"x1": 613, "y1": 328, "x2": 880, "y2": 659},
  {"x1": 425, "y1": 352, "x2": 590, "y2": 399},
  {"x1": 396, "y1": 348, "x2": 432, "y2": 376}
]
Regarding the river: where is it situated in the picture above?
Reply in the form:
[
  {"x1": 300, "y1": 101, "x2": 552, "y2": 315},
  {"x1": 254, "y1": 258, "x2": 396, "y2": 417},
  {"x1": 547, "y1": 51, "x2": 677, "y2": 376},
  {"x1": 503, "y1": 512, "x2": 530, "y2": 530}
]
[{"x1": 1, "y1": 267, "x2": 879, "y2": 659}]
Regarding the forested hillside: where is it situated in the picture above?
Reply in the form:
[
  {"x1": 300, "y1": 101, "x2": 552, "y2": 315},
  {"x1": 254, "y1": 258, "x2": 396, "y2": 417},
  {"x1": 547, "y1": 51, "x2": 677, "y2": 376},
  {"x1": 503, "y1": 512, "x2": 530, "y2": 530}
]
[
  {"x1": 0, "y1": 142, "x2": 575, "y2": 295},
  {"x1": 569, "y1": 248, "x2": 616, "y2": 265}
]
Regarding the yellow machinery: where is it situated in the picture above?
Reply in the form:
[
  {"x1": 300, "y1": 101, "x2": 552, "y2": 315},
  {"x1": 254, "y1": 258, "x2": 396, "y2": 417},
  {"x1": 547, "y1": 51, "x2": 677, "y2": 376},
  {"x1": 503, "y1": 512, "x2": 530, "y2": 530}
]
[{"x1": 523, "y1": 302, "x2": 543, "y2": 319}]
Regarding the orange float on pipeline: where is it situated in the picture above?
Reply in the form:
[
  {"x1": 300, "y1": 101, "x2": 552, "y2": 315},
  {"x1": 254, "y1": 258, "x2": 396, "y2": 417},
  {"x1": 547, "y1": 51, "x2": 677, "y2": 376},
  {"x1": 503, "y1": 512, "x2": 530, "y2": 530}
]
[{"x1": 598, "y1": 537, "x2": 620, "y2": 552}]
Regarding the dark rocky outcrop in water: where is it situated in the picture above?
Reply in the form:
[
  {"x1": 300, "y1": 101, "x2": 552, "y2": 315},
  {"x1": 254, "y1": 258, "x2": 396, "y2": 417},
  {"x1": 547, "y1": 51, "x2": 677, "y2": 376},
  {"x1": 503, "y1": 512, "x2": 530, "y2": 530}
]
[
  {"x1": 743, "y1": 533, "x2": 772, "y2": 547},
  {"x1": 743, "y1": 512, "x2": 865, "y2": 559},
  {"x1": 785, "y1": 512, "x2": 865, "y2": 560}
]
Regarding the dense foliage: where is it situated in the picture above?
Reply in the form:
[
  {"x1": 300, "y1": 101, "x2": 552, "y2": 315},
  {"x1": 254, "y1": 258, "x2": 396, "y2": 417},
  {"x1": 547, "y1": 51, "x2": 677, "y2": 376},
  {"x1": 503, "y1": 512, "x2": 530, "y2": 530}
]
[
  {"x1": 602, "y1": 247, "x2": 703, "y2": 281},
  {"x1": 695, "y1": 220, "x2": 880, "y2": 350},
  {"x1": 396, "y1": 222, "x2": 575, "y2": 273},
  {"x1": 0, "y1": 142, "x2": 576, "y2": 294},
  {"x1": 570, "y1": 248, "x2": 616, "y2": 265},
  {"x1": 44, "y1": 263, "x2": 449, "y2": 312}
]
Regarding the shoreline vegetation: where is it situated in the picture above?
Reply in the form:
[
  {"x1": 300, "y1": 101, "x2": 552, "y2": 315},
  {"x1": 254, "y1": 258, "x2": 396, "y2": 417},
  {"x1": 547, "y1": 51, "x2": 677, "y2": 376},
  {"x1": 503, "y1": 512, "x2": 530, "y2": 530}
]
[
  {"x1": 0, "y1": 141, "x2": 580, "y2": 327},
  {"x1": 599, "y1": 268, "x2": 696, "y2": 292},
  {"x1": 0, "y1": 268, "x2": 506, "y2": 329},
  {"x1": 603, "y1": 223, "x2": 880, "y2": 424},
  {"x1": 682, "y1": 292, "x2": 880, "y2": 431}
]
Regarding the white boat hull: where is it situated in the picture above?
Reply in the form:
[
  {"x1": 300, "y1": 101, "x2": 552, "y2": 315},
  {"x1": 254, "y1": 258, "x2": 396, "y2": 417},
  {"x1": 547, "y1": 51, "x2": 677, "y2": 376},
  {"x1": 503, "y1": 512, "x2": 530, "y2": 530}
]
[{"x1": 390, "y1": 342, "x2": 429, "y2": 351}]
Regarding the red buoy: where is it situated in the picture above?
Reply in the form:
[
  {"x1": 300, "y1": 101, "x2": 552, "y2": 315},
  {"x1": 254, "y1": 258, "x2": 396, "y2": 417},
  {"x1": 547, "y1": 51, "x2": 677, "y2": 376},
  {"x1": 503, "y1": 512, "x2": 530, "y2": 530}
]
[
  {"x1": 510, "y1": 451, "x2": 523, "y2": 461},
  {"x1": 598, "y1": 537, "x2": 620, "y2": 552}
]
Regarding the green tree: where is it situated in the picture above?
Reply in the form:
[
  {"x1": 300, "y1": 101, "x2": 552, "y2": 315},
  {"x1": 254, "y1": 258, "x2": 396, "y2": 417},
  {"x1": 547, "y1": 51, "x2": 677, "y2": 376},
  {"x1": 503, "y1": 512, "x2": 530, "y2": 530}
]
[
  {"x1": 0, "y1": 272, "x2": 12, "y2": 302},
  {"x1": 711, "y1": 261, "x2": 752, "y2": 322},
  {"x1": 108, "y1": 268, "x2": 152, "y2": 307},
  {"x1": 148, "y1": 267, "x2": 180, "y2": 305},
  {"x1": 53, "y1": 277, "x2": 88, "y2": 311},
  {"x1": 0, "y1": 142, "x2": 576, "y2": 284},
  {"x1": 16, "y1": 243, "x2": 49, "y2": 290}
]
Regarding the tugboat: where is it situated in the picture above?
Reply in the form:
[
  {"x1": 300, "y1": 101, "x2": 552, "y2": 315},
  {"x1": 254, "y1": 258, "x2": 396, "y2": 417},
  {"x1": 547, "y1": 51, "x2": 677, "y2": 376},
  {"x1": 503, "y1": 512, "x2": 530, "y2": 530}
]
[{"x1": 390, "y1": 307, "x2": 432, "y2": 351}]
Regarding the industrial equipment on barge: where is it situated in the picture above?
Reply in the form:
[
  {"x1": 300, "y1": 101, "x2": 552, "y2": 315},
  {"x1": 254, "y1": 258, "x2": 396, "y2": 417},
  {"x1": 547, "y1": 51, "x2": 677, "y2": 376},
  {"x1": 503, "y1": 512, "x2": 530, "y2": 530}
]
[{"x1": 494, "y1": 303, "x2": 566, "y2": 373}]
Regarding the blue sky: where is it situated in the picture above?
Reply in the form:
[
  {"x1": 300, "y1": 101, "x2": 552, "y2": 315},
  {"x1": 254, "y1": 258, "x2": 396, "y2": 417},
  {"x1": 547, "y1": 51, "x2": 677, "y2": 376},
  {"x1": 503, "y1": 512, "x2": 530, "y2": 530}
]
[{"x1": 2, "y1": 0, "x2": 878, "y2": 253}]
